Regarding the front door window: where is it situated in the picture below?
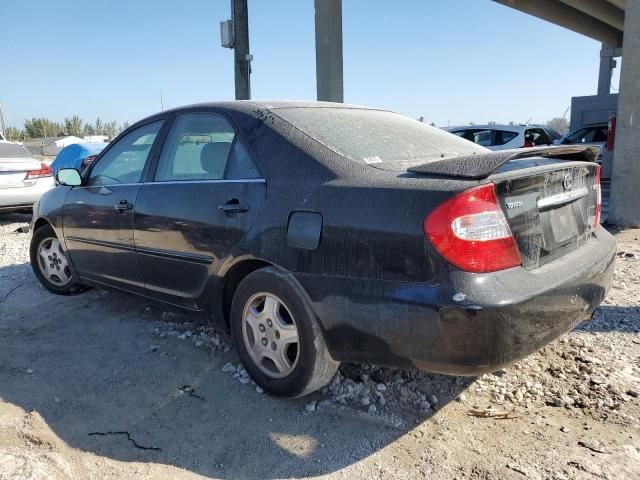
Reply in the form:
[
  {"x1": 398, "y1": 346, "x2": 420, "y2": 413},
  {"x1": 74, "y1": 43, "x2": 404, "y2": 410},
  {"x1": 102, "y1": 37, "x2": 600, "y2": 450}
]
[{"x1": 88, "y1": 120, "x2": 163, "y2": 186}]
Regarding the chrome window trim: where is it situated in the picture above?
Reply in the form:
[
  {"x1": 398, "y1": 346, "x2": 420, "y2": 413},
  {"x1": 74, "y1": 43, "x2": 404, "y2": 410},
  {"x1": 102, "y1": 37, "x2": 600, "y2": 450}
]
[
  {"x1": 75, "y1": 178, "x2": 265, "y2": 189},
  {"x1": 144, "y1": 178, "x2": 265, "y2": 186}
]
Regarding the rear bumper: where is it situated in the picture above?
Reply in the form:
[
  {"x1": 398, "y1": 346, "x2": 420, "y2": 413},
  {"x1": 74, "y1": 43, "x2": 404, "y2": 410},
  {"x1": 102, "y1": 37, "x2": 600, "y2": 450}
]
[
  {"x1": 297, "y1": 227, "x2": 616, "y2": 375},
  {"x1": 0, "y1": 177, "x2": 55, "y2": 211}
]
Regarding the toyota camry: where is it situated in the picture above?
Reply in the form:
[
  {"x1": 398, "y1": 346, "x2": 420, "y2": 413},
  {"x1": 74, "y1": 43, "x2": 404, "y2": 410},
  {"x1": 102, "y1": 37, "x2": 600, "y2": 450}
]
[{"x1": 29, "y1": 101, "x2": 615, "y2": 397}]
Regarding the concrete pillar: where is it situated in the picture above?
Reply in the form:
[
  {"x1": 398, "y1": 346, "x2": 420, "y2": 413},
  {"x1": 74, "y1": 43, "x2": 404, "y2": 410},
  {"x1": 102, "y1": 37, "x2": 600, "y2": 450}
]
[
  {"x1": 609, "y1": 2, "x2": 640, "y2": 227},
  {"x1": 314, "y1": 0, "x2": 343, "y2": 102},
  {"x1": 598, "y1": 45, "x2": 614, "y2": 95}
]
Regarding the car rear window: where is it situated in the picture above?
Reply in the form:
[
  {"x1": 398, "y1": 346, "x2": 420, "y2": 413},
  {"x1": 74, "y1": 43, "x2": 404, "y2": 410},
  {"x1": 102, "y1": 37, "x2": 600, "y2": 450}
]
[
  {"x1": 0, "y1": 142, "x2": 34, "y2": 159},
  {"x1": 272, "y1": 107, "x2": 485, "y2": 169}
]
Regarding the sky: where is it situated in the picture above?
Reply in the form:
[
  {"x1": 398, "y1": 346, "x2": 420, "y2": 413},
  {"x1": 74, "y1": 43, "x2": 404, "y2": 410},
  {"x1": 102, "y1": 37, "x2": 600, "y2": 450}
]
[{"x1": 0, "y1": 0, "x2": 619, "y2": 129}]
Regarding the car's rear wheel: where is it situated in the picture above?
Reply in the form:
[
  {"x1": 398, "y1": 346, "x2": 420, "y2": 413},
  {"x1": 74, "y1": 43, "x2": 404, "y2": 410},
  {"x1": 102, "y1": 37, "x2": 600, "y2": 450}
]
[
  {"x1": 230, "y1": 267, "x2": 339, "y2": 397},
  {"x1": 30, "y1": 224, "x2": 86, "y2": 295}
]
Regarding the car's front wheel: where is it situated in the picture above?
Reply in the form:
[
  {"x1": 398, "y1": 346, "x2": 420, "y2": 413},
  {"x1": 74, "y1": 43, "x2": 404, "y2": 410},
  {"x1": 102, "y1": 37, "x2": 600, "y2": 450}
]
[
  {"x1": 230, "y1": 267, "x2": 339, "y2": 397},
  {"x1": 30, "y1": 224, "x2": 86, "y2": 295}
]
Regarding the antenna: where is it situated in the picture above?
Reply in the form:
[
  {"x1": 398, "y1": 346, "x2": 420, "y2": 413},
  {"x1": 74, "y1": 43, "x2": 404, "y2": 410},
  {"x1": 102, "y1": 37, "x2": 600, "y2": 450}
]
[{"x1": 160, "y1": 92, "x2": 164, "y2": 111}]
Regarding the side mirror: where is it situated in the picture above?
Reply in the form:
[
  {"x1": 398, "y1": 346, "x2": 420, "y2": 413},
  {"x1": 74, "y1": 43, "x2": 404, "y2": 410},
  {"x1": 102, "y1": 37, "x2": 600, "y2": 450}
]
[{"x1": 56, "y1": 168, "x2": 83, "y2": 187}]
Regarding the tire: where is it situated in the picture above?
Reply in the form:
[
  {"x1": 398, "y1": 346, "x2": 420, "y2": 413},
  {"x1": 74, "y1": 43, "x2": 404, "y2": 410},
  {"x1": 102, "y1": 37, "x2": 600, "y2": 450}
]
[
  {"x1": 230, "y1": 267, "x2": 339, "y2": 397},
  {"x1": 30, "y1": 224, "x2": 87, "y2": 295}
]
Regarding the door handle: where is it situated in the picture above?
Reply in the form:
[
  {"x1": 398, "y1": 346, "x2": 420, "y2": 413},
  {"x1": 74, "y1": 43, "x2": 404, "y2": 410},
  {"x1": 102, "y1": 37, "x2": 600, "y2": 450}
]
[
  {"x1": 218, "y1": 201, "x2": 249, "y2": 214},
  {"x1": 115, "y1": 199, "x2": 133, "y2": 212}
]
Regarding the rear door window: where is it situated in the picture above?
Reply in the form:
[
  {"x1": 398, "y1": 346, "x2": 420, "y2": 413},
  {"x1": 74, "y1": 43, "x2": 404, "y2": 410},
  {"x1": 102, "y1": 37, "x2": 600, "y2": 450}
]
[{"x1": 154, "y1": 113, "x2": 260, "y2": 182}]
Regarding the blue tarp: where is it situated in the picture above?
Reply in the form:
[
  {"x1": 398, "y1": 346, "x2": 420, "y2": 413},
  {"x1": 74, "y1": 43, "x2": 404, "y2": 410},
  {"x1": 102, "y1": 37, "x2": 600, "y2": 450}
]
[{"x1": 51, "y1": 143, "x2": 107, "y2": 175}]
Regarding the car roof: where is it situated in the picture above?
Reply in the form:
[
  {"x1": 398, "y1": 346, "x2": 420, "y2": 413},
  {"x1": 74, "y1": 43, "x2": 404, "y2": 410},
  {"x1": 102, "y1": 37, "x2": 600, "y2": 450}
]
[
  {"x1": 163, "y1": 100, "x2": 385, "y2": 115},
  {"x1": 129, "y1": 100, "x2": 390, "y2": 130}
]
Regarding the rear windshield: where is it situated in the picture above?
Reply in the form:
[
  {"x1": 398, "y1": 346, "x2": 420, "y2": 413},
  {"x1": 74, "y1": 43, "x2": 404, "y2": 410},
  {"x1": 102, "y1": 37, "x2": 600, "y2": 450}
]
[
  {"x1": 0, "y1": 142, "x2": 34, "y2": 159},
  {"x1": 273, "y1": 108, "x2": 486, "y2": 169}
]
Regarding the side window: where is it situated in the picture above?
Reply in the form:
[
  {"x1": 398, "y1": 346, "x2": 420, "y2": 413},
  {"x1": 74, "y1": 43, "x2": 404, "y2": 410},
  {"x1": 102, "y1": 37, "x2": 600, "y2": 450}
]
[
  {"x1": 525, "y1": 128, "x2": 551, "y2": 146},
  {"x1": 494, "y1": 130, "x2": 518, "y2": 145},
  {"x1": 451, "y1": 129, "x2": 476, "y2": 143},
  {"x1": 154, "y1": 113, "x2": 259, "y2": 182},
  {"x1": 565, "y1": 128, "x2": 588, "y2": 144},
  {"x1": 88, "y1": 120, "x2": 163, "y2": 186},
  {"x1": 592, "y1": 126, "x2": 608, "y2": 142},
  {"x1": 473, "y1": 130, "x2": 493, "y2": 146},
  {"x1": 225, "y1": 140, "x2": 261, "y2": 179}
]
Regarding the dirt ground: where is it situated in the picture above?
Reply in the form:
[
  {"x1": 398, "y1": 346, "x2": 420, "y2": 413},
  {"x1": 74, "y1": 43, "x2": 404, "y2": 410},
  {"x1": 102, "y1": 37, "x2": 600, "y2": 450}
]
[{"x1": 0, "y1": 212, "x2": 638, "y2": 480}]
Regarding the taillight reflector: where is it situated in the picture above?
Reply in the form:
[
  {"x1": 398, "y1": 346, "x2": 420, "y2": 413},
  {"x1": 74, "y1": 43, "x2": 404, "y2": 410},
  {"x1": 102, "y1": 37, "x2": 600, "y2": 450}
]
[
  {"x1": 26, "y1": 163, "x2": 53, "y2": 180},
  {"x1": 424, "y1": 183, "x2": 521, "y2": 273}
]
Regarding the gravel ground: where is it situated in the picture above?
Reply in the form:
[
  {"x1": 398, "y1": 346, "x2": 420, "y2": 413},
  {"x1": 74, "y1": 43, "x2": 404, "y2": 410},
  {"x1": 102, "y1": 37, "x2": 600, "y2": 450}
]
[{"x1": 0, "y1": 212, "x2": 638, "y2": 479}]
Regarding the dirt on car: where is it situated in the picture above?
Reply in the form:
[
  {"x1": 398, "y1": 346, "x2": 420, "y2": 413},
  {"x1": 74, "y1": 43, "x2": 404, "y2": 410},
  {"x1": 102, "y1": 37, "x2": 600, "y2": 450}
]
[{"x1": 1, "y1": 213, "x2": 638, "y2": 479}]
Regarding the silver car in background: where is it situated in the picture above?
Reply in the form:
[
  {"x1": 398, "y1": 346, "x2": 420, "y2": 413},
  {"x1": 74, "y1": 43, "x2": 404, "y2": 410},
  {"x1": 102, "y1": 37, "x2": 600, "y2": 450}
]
[
  {"x1": 0, "y1": 140, "x2": 55, "y2": 212},
  {"x1": 444, "y1": 124, "x2": 560, "y2": 151}
]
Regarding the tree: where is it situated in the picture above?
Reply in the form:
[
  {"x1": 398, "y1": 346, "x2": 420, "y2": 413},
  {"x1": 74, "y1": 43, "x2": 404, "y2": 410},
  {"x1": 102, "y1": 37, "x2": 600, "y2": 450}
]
[
  {"x1": 4, "y1": 126, "x2": 24, "y2": 141},
  {"x1": 7, "y1": 116, "x2": 129, "y2": 140},
  {"x1": 23, "y1": 117, "x2": 64, "y2": 138},
  {"x1": 64, "y1": 116, "x2": 84, "y2": 136},
  {"x1": 83, "y1": 123, "x2": 95, "y2": 136},
  {"x1": 104, "y1": 120, "x2": 118, "y2": 138}
]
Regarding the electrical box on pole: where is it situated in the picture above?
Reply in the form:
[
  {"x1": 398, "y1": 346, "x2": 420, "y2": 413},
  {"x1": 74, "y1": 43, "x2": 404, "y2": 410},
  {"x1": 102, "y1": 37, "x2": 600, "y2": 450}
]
[{"x1": 220, "y1": 20, "x2": 234, "y2": 48}]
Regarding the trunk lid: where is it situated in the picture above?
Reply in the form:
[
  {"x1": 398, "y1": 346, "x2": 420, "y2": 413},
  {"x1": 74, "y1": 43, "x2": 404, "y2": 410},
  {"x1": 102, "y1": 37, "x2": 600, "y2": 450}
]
[
  {"x1": 0, "y1": 143, "x2": 41, "y2": 188},
  {"x1": 407, "y1": 146, "x2": 600, "y2": 270},
  {"x1": 490, "y1": 159, "x2": 600, "y2": 269}
]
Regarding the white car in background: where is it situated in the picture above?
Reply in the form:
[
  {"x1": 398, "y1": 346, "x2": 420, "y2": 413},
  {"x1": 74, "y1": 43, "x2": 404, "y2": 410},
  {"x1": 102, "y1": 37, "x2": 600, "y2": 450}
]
[
  {"x1": 444, "y1": 125, "x2": 561, "y2": 151},
  {"x1": 0, "y1": 139, "x2": 55, "y2": 213}
]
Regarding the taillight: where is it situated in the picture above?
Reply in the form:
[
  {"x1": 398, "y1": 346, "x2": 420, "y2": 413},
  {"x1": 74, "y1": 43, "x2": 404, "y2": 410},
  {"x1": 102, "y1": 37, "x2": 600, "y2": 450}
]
[
  {"x1": 25, "y1": 163, "x2": 53, "y2": 180},
  {"x1": 594, "y1": 164, "x2": 602, "y2": 227},
  {"x1": 424, "y1": 183, "x2": 521, "y2": 273}
]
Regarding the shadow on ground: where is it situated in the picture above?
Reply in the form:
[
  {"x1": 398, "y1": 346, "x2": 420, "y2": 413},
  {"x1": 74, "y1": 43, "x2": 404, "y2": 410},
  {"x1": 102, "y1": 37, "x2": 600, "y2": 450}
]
[
  {"x1": 0, "y1": 260, "x2": 473, "y2": 479},
  {"x1": 576, "y1": 305, "x2": 640, "y2": 333}
]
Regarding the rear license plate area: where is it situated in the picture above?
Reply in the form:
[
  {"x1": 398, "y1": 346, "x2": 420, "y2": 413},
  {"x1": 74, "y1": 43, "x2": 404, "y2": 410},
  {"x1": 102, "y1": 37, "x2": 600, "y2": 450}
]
[{"x1": 547, "y1": 204, "x2": 579, "y2": 244}]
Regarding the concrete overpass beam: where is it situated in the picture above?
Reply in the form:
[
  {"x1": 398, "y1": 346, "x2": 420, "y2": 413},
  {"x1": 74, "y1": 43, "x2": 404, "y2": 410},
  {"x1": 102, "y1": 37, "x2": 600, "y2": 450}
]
[
  {"x1": 494, "y1": 0, "x2": 623, "y2": 47},
  {"x1": 557, "y1": 0, "x2": 624, "y2": 30}
]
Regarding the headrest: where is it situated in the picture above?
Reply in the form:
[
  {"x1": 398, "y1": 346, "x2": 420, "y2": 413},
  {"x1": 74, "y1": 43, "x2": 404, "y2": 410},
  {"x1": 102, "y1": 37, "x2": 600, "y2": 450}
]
[{"x1": 200, "y1": 142, "x2": 232, "y2": 175}]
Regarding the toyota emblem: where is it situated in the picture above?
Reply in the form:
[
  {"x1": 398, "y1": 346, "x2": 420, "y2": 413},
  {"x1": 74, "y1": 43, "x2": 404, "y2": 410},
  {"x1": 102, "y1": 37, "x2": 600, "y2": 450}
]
[{"x1": 562, "y1": 173, "x2": 573, "y2": 191}]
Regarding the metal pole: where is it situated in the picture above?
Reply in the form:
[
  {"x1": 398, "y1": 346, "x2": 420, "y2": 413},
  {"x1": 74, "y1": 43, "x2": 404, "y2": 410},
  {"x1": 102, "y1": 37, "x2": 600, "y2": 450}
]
[
  {"x1": 232, "y1": 0, "x2": 251, "y2": 100},
  {"x1": 314, "y1": 0, "x2": 343, "y2": 102}
]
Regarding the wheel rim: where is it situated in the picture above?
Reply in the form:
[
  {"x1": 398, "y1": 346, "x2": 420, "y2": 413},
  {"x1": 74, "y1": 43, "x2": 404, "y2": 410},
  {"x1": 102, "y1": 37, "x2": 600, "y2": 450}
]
[
  {"x1": 37, "y1": 237, "x2": 72, "y2": 287},
  {"x1": 241, "y1": 292, "x2": 300, "y2": 379}
]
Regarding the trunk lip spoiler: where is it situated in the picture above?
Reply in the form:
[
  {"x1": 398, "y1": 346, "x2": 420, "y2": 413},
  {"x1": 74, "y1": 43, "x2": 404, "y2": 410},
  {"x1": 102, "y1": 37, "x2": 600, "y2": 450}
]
[{"x1": 406, "y1": 145, "x2": 600, "y2": 180}]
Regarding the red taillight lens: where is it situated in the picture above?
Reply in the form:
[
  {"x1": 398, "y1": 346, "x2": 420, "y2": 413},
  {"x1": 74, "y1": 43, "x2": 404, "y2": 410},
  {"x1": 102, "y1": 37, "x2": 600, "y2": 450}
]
[
  {"x1": 594, "y1": 164, "x2": 602, "y2": 227},
  {"x1": 424, "y1": 183, "x2": 521, "y2": 273},
  {"x1": 25, "y1": 163, "x2": 53, "y2": 180}
]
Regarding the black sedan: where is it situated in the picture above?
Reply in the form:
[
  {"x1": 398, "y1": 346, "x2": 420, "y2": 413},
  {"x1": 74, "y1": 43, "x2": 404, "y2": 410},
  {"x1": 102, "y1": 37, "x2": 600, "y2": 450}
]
[{"x1": 30, "y1": 101, "x2": 615, "y2": 397}]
